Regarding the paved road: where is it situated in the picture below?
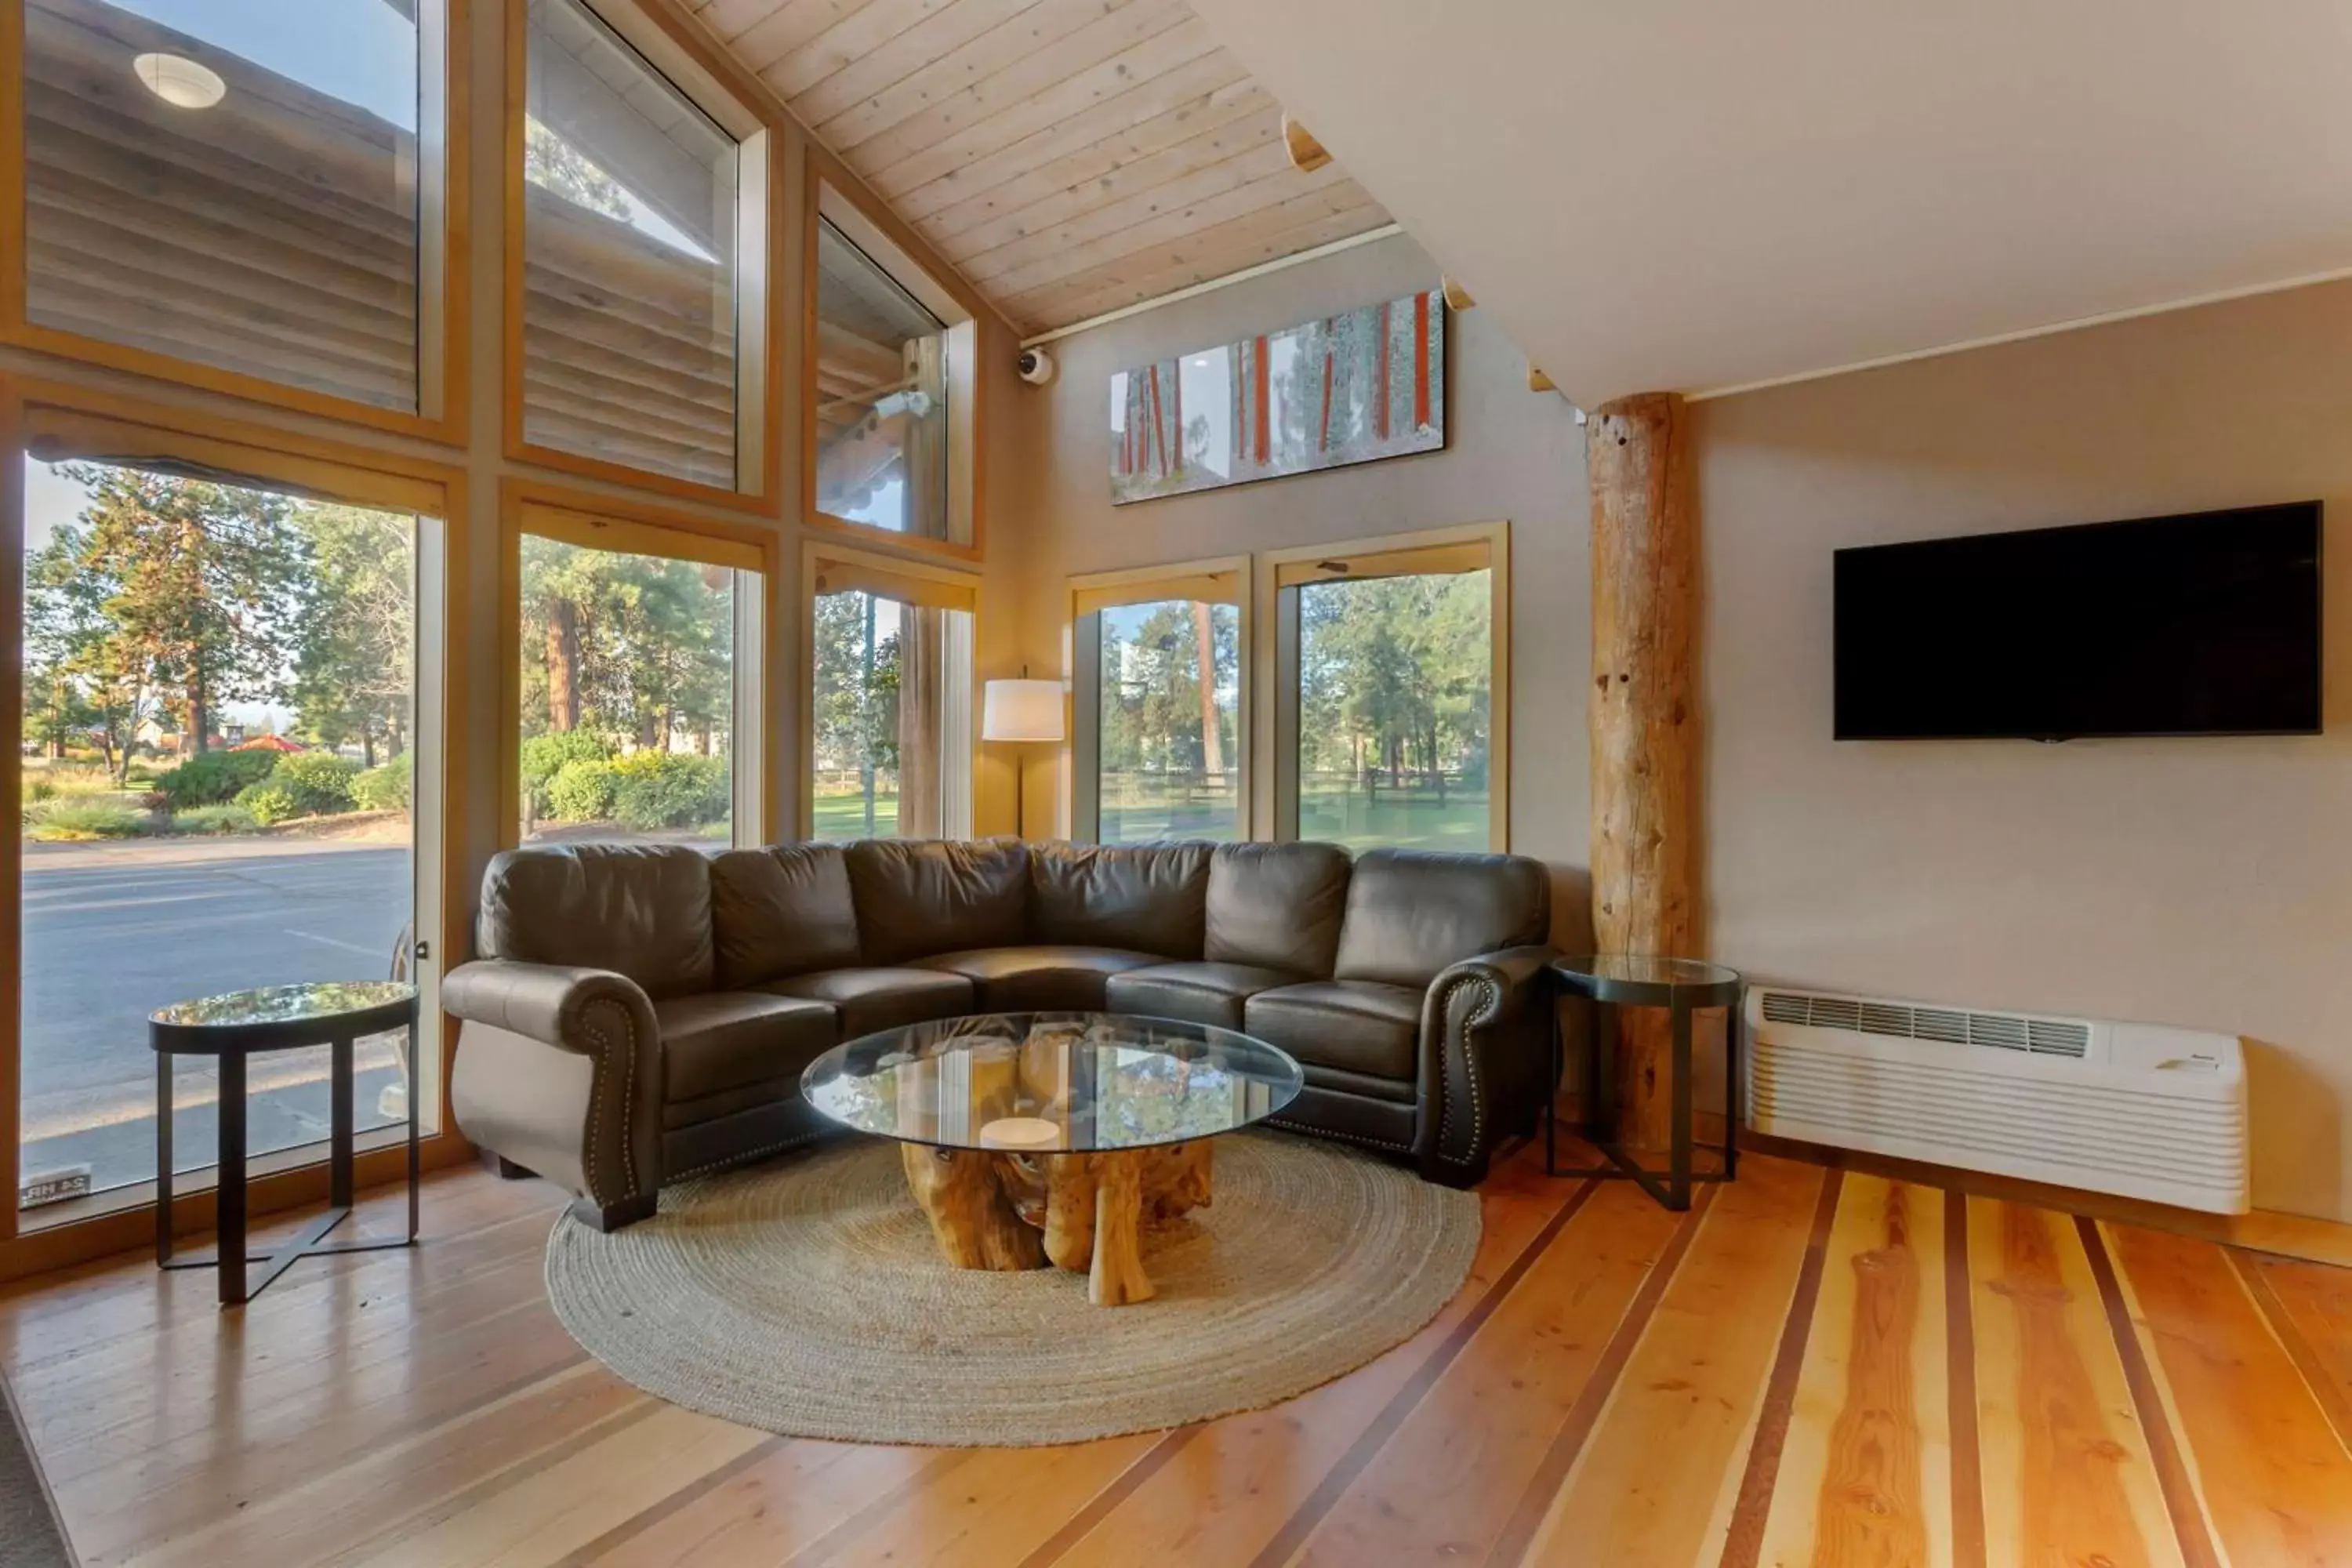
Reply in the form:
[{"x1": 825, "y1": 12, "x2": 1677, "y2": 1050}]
[{"x1": 19, "y1": 840, "x2": 413, "y2": 1198}]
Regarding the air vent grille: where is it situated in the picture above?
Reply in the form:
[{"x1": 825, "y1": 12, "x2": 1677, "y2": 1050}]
[{"x1": 1756, "y1": 990, "x2": 2089, "y2": 1060}]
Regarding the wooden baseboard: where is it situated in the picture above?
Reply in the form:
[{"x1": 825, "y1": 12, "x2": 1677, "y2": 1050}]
[{"x1": 1740, "y1": 1128, "x2": 2352, "y2": 1269}]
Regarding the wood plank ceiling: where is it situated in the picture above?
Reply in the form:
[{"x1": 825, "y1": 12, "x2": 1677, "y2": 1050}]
[{"x1": 688, "y1": 0, "x2": 1395, "y2": 335}]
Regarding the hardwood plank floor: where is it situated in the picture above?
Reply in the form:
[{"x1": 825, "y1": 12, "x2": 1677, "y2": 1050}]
[{"x1": 2, "y1": 1142, "x2": 2349, "y2": 1568}]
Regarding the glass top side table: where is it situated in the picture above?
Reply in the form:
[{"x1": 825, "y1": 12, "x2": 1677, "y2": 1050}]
[
  {"x1": 1546, "y1": 956, "x2": 1743, "y2": 1211},
  {"x1": 151, "y1": 981, "x2": 421, "y2": 1307}
]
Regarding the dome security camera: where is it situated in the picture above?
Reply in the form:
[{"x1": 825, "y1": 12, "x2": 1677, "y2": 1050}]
[{"x1": 1017, "y1": 347, "x2": 1056, "y2": 387}]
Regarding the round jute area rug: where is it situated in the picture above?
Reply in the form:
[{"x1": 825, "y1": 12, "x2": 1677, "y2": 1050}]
[{"x1": 544, "y1": 1131, "x2": 1480, "y2": 1447}]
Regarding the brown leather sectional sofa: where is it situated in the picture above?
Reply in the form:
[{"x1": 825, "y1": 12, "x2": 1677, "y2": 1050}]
[{"x1": 443, "y1": 837, "x2": 1556, "y2": 1231}]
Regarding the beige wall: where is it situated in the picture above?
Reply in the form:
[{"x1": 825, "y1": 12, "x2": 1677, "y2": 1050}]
[
  {"x1": 1702, "y1": 280, "x2": 2352, "y2": 1221},
  {"x1": 1014, "y1": 235, "x2": 2352, "y2": 1222},
  {"x1": 1005, "y1": 233, "x2": 1592, "y2": 919}
]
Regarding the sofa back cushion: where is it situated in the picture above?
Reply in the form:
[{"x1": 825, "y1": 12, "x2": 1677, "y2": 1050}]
[
  {"x1": 1333, "y1": 848, "x2": 1551, "y2": 989},
  {"x1": 1028, "y1": 841, "x2": 1213, "y2": 958},
  {"x1": 476, "y1": 843, "x2": 714, "y2": 1000},
  {"x1": 845, "y1": 839, "x2": 1029, "y2": 964},
  {"x1": 709, "y1": 843, "x2": 860, "y2": 988},
  {"x1": 1203, "y1": 841, "x2": 1352, "y2": 978}
]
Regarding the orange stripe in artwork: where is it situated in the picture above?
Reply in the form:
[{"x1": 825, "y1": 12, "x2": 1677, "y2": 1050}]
[
  {"x1": 1253, "y1": 334, "x2": 1270, "y2": 465},
  {"x1": 1317, "y1": 334, "x2": 1334, "y2": 453},
  {"x1": 1413, "y1": 292, "x2": 1432, "y2": 432},
  {"x1": 1147, "y1": 365, "x2": 1165, "y2": 477},
  {"x1": 1376, "y1": 301, "x2": 1391, "y2": 440}
]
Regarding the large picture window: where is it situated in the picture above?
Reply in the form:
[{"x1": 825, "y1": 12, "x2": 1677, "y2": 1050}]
[
  {"x1": 13, "y1": 425, "x2": 448, "y2": 1223},
  {"x1": 808, "y1": 179, "x2": 975, "y2": 551},
  {"x1": 807, "y1": 546, "x2": 975, "y2": 841},
  {"x1": 20, "y1": 0, "x2": 446, "y2": 419},
  {"x1": 1070, "y1": 559, "x2": 1247, "y2": 844},
  {"x1": 1269, "y1": 527, "x2": 1509, "y2": 852},
  {"x1": 513, "y1": 503, "x2": 764, "y2": 849},
  {"x1": 517, "y1": 0, "x2": 765, "y2": 493}
]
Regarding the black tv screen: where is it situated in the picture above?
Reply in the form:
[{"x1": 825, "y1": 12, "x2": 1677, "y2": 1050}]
[{"x1": 1835, "y1": 503, "x2": 2323, "y2": 740}]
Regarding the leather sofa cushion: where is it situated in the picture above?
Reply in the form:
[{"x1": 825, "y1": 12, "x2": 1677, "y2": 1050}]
[
  {"x1": 846, "y1": 840, "x2": 1029, "y2": 964},
  {"x1": 1105, "y1": 960, "x2": 1298, "y2": 1031},
  {"x1": 759, "y1": 966, "x2": 974, "y2": 1039},
  {"x1": 916, "y1": 946, "x2": 1158, "y2": 1012},
  {"x1": 1333, "y1": 848, "x2": 1551, "y2": 989},
  {"x1": 477, "y1": 843, "x2": 714, "y2": 1000},
  {"x1": 1245, "y1": 979, "x2": 1423, "y2": 1085},
  {"x1": 1205, "y1": 841, "x2": 1352, "y2": 977},
  {"x1": 1028, "y1": 841, "x2": 1213, "y2": 958},
  {"x1": 655, "y1": 992, "x2": 837, "y2": 1105},
  {"x1": 710, "y1": 844, "x2": 860, "y2": 988}
]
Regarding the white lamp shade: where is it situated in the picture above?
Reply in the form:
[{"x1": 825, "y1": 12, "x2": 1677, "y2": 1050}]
[{"x1": 982, "y1": 679, "x2": 1065, "y2": 743}]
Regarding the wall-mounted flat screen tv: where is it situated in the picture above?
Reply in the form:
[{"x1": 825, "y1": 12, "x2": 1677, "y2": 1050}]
[{"x1": 1835, "y1": 503, "x2": 2323, "y2": 740}]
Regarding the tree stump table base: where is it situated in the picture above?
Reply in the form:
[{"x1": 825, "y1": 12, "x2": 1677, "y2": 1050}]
[{"x1": 898, "y1": 1141, "x2": 1214, "y2": 1306}]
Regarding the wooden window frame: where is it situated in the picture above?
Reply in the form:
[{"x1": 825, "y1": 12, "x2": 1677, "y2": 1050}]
[
  {"x1": 798, "y1": 538, "x2": 981, "y2": 840},
  {"x1": 497, "y1": 477, "x2": 782, "y2": 851},
  {"x1": 1258, "y1": 521, "x2": 1512, "y2": 852},
  {"x1": 0, "y1": 379, "x2": 474, "y2": 1283},
  {"x1": 0, "y1": 0, "x2": 473, "y2": 447},
  {"x1": 503, "y1": 0, "x2": 780, "y2": 511},
  {"x1": 1068, "y1": 555, "x2": 1252, "y2": 845},
  {"x1": 803, "y1": 151, "x2": 985, "y2": 565}
]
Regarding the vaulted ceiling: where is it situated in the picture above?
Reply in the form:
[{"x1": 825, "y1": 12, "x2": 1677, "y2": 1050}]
[
  {"x1": 687, "y1": 0, "x2": 1392, "y2": 336},
  {"x1": 1185, "y1": 0, "x2": 2352, "y2": 407}
]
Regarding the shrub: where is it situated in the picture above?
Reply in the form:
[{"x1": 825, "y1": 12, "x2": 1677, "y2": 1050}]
[
  {"x1": 522, "y1": 731, "x2": 613, "y2": 818},
  {"x1": 20, "y1": 777, "x2": 55, "y2": 811},
  {"x1": 610, "y1": 751, "x2": 729, "y2": 832},
  {"x1": 153, "y1": 750, "x2": 278, "y2": 808},
  {"x1": 25, "y1": 799, "x2": 147, "y2": 840},
  {"x1": 352, "y1": 754, "x2": 412, "y2": 812},
  {"x1": 265, "y1": 750, "x2": 358, "y2": 816},
  {"x1": 171, "y1": 804, "x2": 258, "y2": 835},
  {"x1": 545, "y1": 758, "x2": 618, "y2": 822},
  {"x1": 234, "y1": 782, "x2": 305, "y2": 826}
]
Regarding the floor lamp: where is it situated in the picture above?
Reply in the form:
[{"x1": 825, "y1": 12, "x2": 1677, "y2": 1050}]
[{"x1": 982, "y1": 677, "x2": 1064, "y2": 839}]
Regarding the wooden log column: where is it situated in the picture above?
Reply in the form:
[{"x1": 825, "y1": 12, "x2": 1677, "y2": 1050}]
[{"x1": 1587, "y1": 392, "x2": 1699, "y2": 1152}]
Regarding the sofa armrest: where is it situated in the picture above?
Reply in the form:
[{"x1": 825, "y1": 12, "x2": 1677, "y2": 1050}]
[
  {"x1": 1414, "y1": 945, "x2": 1557, "y2": 1185},
  {"x1": 443, "y1": 959, "x2": 652, "y2": 1048},
  {"x1": 444, "y1": 960, "x2": 662, "y2": 1225}
]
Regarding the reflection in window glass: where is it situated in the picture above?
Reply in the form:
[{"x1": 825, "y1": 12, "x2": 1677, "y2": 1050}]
[
  {"x1": 1096, "y1": 600, "x2": 1240, "y2": 843},
  {"x1": 518, "y1": 535, "x2": 738, "y2": 848},
  {"x1": 811, "y1": 589, "x2": 971, "y2": 840},
  {"x1": 814, "y1": 218, "x2": 950, "y2": 539},
  {"x1": 24, "y1": 0, "x2": 423, "y2": 408},
  {"x1": 1295, "y1": 570, "x2": 1493, "y2": 851},
  {"x1": 523, "y1": 0, "x2": 739, "y2": 488},
  {"x1": 18, "y1": 457, "x2": 417, "y2": 1207}
]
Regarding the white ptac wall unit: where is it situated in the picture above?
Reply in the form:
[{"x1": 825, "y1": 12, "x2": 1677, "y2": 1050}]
[{"x1": 1744, "y1": 987, "x2": 2248, "y2": 1214}]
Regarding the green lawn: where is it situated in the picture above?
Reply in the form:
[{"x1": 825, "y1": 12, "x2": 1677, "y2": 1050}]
[
  {"x1": 811, "y1": 784, "x2": 1486, "y2": 851},
  {"x1": 1103, "y1": 785, "x2": 1489, "y2": 852},
  {"x1": 813, "y1": 791, "x2": 897, "y2": 840}
]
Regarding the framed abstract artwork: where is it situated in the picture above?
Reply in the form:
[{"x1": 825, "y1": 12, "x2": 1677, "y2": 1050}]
[{"x1": 1109, "y1": 289, "x2": 1446, "y2": 504}]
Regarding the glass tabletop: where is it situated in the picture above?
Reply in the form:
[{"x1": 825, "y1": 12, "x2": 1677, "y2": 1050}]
[
  {"x1": 1557, "y1": 956, "x2": 1738, "y2": 986},
  {"x1": 801, "y1": 1012, "x2": 1305, "y2": 1153},
  {"x1": 150, "y1": 981, "x2": 418, "y2": 1030}
]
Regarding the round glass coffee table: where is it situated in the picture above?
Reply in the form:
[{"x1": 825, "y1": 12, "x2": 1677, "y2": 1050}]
[{"x1": 802, "y1": 1012, "x2": 1303, "y2": 1305}]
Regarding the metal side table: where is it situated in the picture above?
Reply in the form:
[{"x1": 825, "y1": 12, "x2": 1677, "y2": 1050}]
[
  {"x1": 151, "y1": 981, "x2": 421, "y2": 1307},
  {"x1": 1546, "y1": 956, "x2": 1742, "y2": 1210}
]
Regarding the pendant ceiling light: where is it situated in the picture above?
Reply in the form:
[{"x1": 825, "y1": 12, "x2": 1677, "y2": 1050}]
[{"x1": 133, "y1": 52, "x2": 227, "y2": 110}]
